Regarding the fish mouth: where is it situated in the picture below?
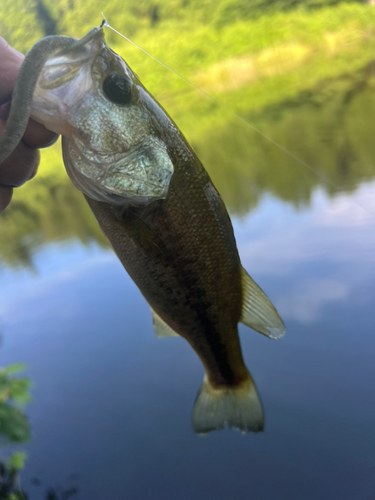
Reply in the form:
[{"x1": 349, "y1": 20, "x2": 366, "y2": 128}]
[
  {"x1": 55, "y1": 26, "x2": 105, "y2": 58},
  {"x1": 37, "y1": 29, "x2": 105, "y2": 91},
  {"x1": 30, "y1": 28, "x2": 106, "y2": 136}
]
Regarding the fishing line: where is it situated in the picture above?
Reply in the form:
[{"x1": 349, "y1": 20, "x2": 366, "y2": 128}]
[{"x1": 101, "y1": 15, "x2": 374, "y2": 216}]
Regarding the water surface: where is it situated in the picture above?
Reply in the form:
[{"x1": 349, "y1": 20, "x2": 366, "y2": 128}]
[{"x1": 1, "y1": 180, "x2": 375, "y2": 499}]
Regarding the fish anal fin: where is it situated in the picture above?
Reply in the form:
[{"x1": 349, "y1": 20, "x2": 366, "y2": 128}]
[
  {"x1": 240, "y1": 267, "x2": 285, "y2": 339},
  {"x1": 152, "y1": 309, "x2": 179, "y2": 338}
]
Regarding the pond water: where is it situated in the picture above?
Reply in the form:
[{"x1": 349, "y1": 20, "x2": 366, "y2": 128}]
[
  {"x1": 1, "y1": 178, "x2": 375, "y2": 499},
  {"x1": 1, "y1": 11, "x2": 375, "y2": 500}
]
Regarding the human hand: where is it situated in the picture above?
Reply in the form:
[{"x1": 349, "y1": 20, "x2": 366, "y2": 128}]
[{"x1": 0, "y1": 37, "x2": 57, "y2": 213}]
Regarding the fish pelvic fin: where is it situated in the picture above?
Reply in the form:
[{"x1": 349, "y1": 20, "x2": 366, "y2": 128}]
[
  {"x1": 240, "y1": 267, "x2": 285, "y2": 339},
  {"x1": 152, "y1": 309, "x2": 179, "y2": 338},
  {"x1": 191, "y1": 374, "x2": 264, "y2": 434}
]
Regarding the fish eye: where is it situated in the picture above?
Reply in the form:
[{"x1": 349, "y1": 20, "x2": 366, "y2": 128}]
[{"x1": 102, "y1": 72, "x2": 132, "y2": 105}]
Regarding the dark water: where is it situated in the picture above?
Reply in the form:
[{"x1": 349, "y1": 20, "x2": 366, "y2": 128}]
[{"x1": 1, "y1": 20, "x2": 375, "y2": 500}]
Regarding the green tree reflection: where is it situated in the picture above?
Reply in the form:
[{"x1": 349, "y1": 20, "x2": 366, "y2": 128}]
[{"x1": 1, "y1": 0, "x2": 375, "y2": 267}]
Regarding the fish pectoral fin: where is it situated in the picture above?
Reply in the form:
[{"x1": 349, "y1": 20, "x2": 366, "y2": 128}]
[
  {"x1": 152, "y1": 309, "x2": 179, "y2": 338},
  {"x1": 240, "y1": 267, "x2": 285, "y2": 339},
  {"x1": 191, "y1": 374, "x2": 264, "y2": 434}
]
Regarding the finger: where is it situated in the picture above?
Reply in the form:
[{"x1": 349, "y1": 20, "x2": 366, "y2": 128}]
[
  {"x1": 0, "y1": 37, "x2": 23, "y2": 104},
  {"x1": 0, "y1": 186, "x2": 13, "y2": 213},
  {"x1": 28, "y1": 156, "x2": 40, "y2": 180},
  {"x1": 0, "y1": 139, "x2": 40, "y2": 188},
  {"x1": 0, "y1": 115, "x2": 41, "y2": 185},
  {"x1": 23, "y1": 118, "x2": 58, "y2": 149},
  {"x1": 0, "y1": 101, "x2": 11, "y2": 120},
  {"x1": 1, "y1": 87, "x2": 58, "y2": 150}
]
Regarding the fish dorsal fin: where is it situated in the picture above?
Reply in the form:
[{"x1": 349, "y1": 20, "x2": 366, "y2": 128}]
[
  {"x1": 152, "y1": 310, "x2": 179, "y2": 338},
  {"x1": 240, "y1": 267, "x2": 285, "y2": 339}
]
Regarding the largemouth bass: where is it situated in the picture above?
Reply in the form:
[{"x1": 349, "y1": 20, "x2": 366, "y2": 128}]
[{"x1": 0, "y1": 25, "x2": 285, "y2": 433}]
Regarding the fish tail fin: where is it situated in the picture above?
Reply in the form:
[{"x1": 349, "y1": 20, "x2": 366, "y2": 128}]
[{"x1": 191, "y1": 374, "x2": 264, "y2": 434}]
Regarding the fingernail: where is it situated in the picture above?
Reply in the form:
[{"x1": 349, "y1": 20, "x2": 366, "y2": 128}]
[
  {"x1": 39, "y1": 134, "x2": 59, "y2": 148},
  {"x1": 0, "y1": 186, "x2": 13, "y2": 213}
]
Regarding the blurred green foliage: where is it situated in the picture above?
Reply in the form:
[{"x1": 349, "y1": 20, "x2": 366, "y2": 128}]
[
  {"x1": 0, "y1": 453, "x2": 27, "y2": 500},
  {"x1": 212, "y1": 0, "x2": 367, "y2": 27},
  {"x1": 0, "y1": 364, "x2": 31, "y2": 499},
  {"x1": 0, "y1": 380, "x2": 78, "y2": 500},
  {"x1": 0, "y1": 364, "x2": 32, "y2": 445},
  {"x1": 1, "y1": 0, "x2": 375, "y2": 267}
]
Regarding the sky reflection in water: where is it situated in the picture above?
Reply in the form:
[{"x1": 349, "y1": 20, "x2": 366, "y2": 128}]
[{"x1": 0, "y1": 179, "x2": 374, "y2": 499}]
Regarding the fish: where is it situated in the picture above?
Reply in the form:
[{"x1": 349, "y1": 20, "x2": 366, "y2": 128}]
[{"x1": 0, "y1": 24, "x2": 285, "y2": 433}]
